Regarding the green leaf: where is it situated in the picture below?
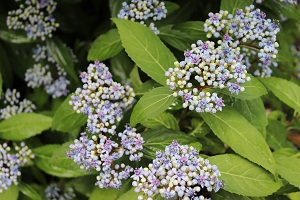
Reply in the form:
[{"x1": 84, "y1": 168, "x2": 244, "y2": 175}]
[
  {"x1": 164, "y1": 1, "x2": 180, "y2": 16},
  {"x1": 69, "y1": 175, "x2": 96, "y2": 197},
  {"x1": 33, "y1": 144, "x2": 86, "y2": 178},
  {"x1": 0, "y1": 29, "x2": 34, "y2": 43},
  {"x1": 259, "y1": 77, "x2": 300, "y2": 114},
  {"x1": 141, "y1": 128, "x2": 200, "y2": 159},
  {"x1": 233, "y1": 98, "x2": 268, "y2": 137},
  {"x1": 0, "y1": 184, "x2": 19, "y2": 200},
  {"x1": 209, "y1": 154, "x2": 282, "y2": 196},
  {"x1": 220, "y1": 0, "x2": 254, "y2": 15},
  {"x1": 90, "y1": 180, "x2": 132, "y2": 200},
  {"x1": 212, "y1": 75, "x2": 267, "y2": 100},
  {"x1": 201, "y1": 107, "x2": 277, "y2": 176},
  {"x1": 273, "y1": 148, "x2": 300, "y2": 159},
  {"x1": 52, "y1": 95, "x2": 87, "y2": 133},
  {"x1": 109, "y1": 0, "x2": 125, "y2": 18},
  {"x1": 49, "y1": 142, "x2": 87, "y2": 176},
  {"x1": 266, "y1": 119, "x2": 293, "y2": 150},
  {"x1": 46, "y1": 37, "x2": 79, "y2": 84},
  {"x1": 113, "y1": 18, "x2": 176, "y2": 85},
  {"x1": 141, "y1": 112, "x2": 179, "y2": 130},
  {"x1": 19, "y1": 183, "x2": 42, "y2": 200},
  {"x1": 0, "y1": 113, "x2": 52, "y2": 141},
  {"x1": 117, "y1": 188, "x2": 140, "y2": 200},
  {"x1": 130, "y1": 65, "x2": 143, "y2": 91},
  {"x1": 87, "y1": 29, "x2": 123, "y2": 61},
  {"x1": 130, "y1": 87, "x2": 176, "y2": 126},
  {"x1": 289, "y1": 192, "x2": 300, "y2": 200},
  {"x1": 159, "y1": 25, "x2": 193, "y2": 51},
  {"x1": 198, "y1": 133, "x2": 226, "y2": 154},
  {"x1": 190, "y1": 118, "x2": 211, "y2": 138},
  {"x1": 212, "y1": 189, "x2": 265, "y2": 200},
  {"x1": 0, "y1": 43, "x2": 13, "y2": 88},
  {"x1": 173, "y1": 21, "x2": 207, "y2": 42},
  {"x1": 273, "y1": 152, "x2": 300, "y2": 189},
  {"x1": 110, "y1": 50, "x2": 133, "y2": 84}
]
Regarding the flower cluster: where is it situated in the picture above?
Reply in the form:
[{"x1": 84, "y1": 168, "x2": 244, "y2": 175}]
[
  {"x1": 256, "y1": 0, "x2": 297, "y2": 4},
  {"x1": 25, "y1": 45, "x2": 70, "y2": 98},
  {"x1": 45, "y1": 183, "x2": 76, "y2": 200},
  {"x1": 69, "y1": 61, "x2": 135, "y2": 134},
  {"x1": 166, "y1": 39, "x2": 251, "y2": 113},
  {"x1": 204, "y1": 5, "x2": 280, "y2": 77},
  {"x1": 118, "y1": 0, "x2": 167, "y2": 34},
  {"x1": 131, "y1": 141, "x2": 224, "y2": 200},
  {"x1": 67, "y1": 126, "x2": 144, "y2": 189},
  {"x1": 0, "y1": 88, "x2": 36, "y2": 120},
  {"x1": 0, "y1": 142, "x2": 34, "y2": 192},
  {"x1": 6, "y1": 0, "x2": 59, "y2": 40},
  {"x1": 68, "y1": 61, "x2": 143, "y2": 189}
]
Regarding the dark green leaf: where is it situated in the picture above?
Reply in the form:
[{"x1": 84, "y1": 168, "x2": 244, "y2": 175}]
[
  {"x1": 0, "y1": 29, "x2": 34, "y2": 43},
  {"x1": 141, "y1": 128, "x2": 200, "y2": 159},
  {"x1": 69, "y1": 175, "x2": 96, "y2": 197},
  {"x1": 113, "y1": 18, "x2": 176, "y2": 85},
  {"x1": 0, "y1": 184, "x2": 19, "y2": 200},
  {"x1": 130, "y1": 65, "x2": 143, "y2": 91},
  {"x1": 212, "y1": 189, "x2": 265, "y2": 200},
  {"x1": 19, "y1": 183, "x2": 42, "y2": 200},
  {"x1": 110, "y1": 50, "x2": 133, "y2": 84},
  {"x1": 0, "y1": 113, "x2": 52, "y2": 141},
  {"x1": 164, "y1": 1, "x2": 180, "y2": 16},
  {"x1": 46, "y1": 37, "x2": 79, "y2": 84},
  {"x1": 52, "y1": 95, "x2": 87, "y2": 133},
  {"x1": 212, "y1": 75, "x2": 267, "y2": 100},
  {"x1": 201, "y1": 107, "x2": 277, "y2": 176},
  {"x1": 220, "y1": 0, "x2": 254, "y2": 15},
  {"x1": 209, "y1": 154, "x2": 282, "y2": 196},
  {"x1": 173, "y1": 21, "x2": 207, "y2": 42},
  {"x1": 266, "y1": 119, "x2": 293, "y2": 150},
  {"x1": 159, "y1": 25, "x2": 193, "y2": 51},
  {"x1": 233, "y1": 98, "x2": 268, "y2": 137},
  {"x1": 109, "y1": 0, "x2": 124, "y2": 18},
  {"x1": 198, "y1": 132, "x2": 226, "y2": 154},
  {"x1": 0, "y1": 43, "x2": 13, "y2": 88},
  {"x1": 141, "y1": 112, "x2": 179, "y2": 130},
  {"x1": 130, "y1": 87, "x2": 176, "y2": 126},
  {"x1": 190, "y1": 118, "x2": 212, "y2": 138},
  {"x1": 87, "y1": 29, "x2": 123, "y2": 61},
  {"x1": 259, "y1": 77, "x2": 300, "y2": 113}
]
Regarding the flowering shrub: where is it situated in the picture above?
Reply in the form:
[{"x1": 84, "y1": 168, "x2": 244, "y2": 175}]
[{"x1": 0, "y1": 0, "x2": 300, "y2": 200}]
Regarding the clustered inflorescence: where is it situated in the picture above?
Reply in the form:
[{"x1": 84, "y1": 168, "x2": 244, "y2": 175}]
[
  {"x1": 256, "y1": 0, "x2": 297, "y2": 4},
  {"x1": 118, "y1": 0, "x2": 167, "y2": 34},
  {"x1": 25, "y1": 44, "x2": 70, "y2": 98},
  {"x1": 0, "y1": 88, "x2": 36, "y2": 120},
  {"x1": 0, "y1": 142, "x2": 34, "y2": 192},
  {"x1": 166, "y1": 4, "x2": 280, "y2": 113},
  {"x1": 69, "y1": 61, "x2": 135, "y2": 134},
  {"x1": 204, "y1": 5, "x2": 280, "y2": 77},
  {"x1": 132, "y1": 141, "x2": 224, "y2": 200},
  {"x1": 67, "y1": 61, "x2": 144, "y2": 189},
  {"x1": 7, "y1": 0, "x2": 59, "y2": 41},
  {"x1": 45, "y1": 183, "x2": 76, "y2": 200}
]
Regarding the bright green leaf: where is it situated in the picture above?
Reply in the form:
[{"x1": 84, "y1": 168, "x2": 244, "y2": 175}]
[
  {"x1": 117, "y1": 188, "x2": 140, "y2": 200},
  {"x1": 220, "y1": 0, "x2": 254, "y2": 15},
  {"x1": 141, "y1": 128, "x2": 200, "y2": 159},
  {"x1": 209, "y1": 154, "x2": 282, "y2": 196},
  {"x1": 0, "y1": 184, "x2": 19, "y2": 200},
  {"x1": 259, "y1": 77, "x2": 300, "y2": 114},
  {"x1": 19, "y1": 182, "x2": 42, "y2": 200},
  {"x1": 201, "y1": 107, "x2": 277, "y2": 176},
  {"x1": 273, "y1": 152, "x2": 300, "y2": 189},
  {"x1": 141, "y1": 112, "x2": 179, "y2": 130},
  {"x1": 33, "y1": 144, "x2": 61, "y2": 157},
  {"x1": 87, "y1": 29, "x2": 123, "y2": 61},
  {"x1": 266, "y1": 119, "x2": 293, "y2": 150},
  {"x1": 212, "y1": 75, "x2": 267, "y2": 100},
  {"x1": 233, "y1": 98, "x2": 268, "y2": 137},
  {"x1": 0, "y1": 113, "x2": 52, "y2": 141},
  {"x1": 52, "y1": 95, "x2": 87, "y2": 133},
  {"x1": 130, "y1": 87, "x2": 176, "y2": 126},
  {"x1": 113, "y1": 18, "x2": 176, "y2": 85},
  {"x1": 46, "y1": 37, "x2": 79, "y2": 84}
]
